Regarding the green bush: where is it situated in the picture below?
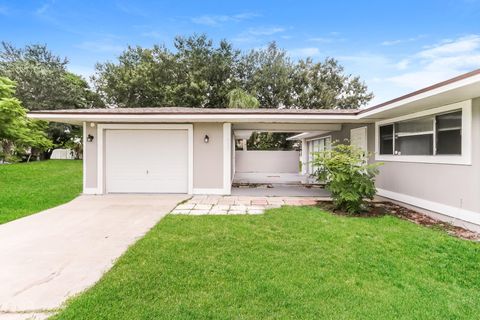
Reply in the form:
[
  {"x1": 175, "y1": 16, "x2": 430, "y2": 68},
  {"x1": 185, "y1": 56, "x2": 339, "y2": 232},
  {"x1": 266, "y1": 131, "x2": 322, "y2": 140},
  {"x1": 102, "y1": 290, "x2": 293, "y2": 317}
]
[{"x1": 313, "y1": 143, "x2": 381, "y2": 214}]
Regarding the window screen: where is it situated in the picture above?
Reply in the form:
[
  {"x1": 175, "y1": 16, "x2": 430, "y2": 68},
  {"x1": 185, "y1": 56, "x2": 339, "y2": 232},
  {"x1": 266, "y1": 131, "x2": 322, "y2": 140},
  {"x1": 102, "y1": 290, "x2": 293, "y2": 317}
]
[
  {"x1": 379, "y1": 124, "x2": 393, "y2": 155},
  {"x1": 436, "y1": 111, "x2": 461, "y2": 155}
]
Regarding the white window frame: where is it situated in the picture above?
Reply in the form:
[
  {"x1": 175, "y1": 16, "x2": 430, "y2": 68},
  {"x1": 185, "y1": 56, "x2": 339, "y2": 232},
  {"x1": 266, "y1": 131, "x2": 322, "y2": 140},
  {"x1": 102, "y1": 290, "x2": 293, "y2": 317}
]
[
  {"x1": 375, "y1": 100, "x2": 472, "y2": 165},
  {"x1": 306, "y1": 135, "x2": 332, "y2": 174}
]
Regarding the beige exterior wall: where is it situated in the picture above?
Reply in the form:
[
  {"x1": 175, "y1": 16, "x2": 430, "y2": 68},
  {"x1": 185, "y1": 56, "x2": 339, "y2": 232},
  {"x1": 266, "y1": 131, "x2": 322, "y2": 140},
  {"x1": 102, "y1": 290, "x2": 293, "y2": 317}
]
[
  {"x1": 84, "y1": 123, "x2": 98, "y2": 189},
  {"x1": 83, "y1": 122, "x2": 225, "y2": 193},
  {"x1": 310, "y1": 100, "x2": 480, "y2": 216},
  {"x1": 376, "y1": 98, "x2": 480, "y2": 213},
  {"x1": 193, "y1": 123, "x2": 224, "y2": 189},
  {"x1": 306, "y1": 123, "x2": 376, "y2": 164},
  {"x1": 235, "y1": 151, "x2": 300, "y2": 173}
]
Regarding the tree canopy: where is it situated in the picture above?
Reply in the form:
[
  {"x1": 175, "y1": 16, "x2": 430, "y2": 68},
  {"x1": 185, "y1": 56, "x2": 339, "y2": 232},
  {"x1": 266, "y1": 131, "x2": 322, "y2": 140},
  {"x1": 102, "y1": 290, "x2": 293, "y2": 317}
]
[
  {"x1": 0, "y1": 42, "x2": 104, "y2": 111},
  {"x1": 0, "y1": 77, "x2": 51, "y2": 162},
  {"x1": 94, "y1": 35, "x2": 373, "y2": 109}
]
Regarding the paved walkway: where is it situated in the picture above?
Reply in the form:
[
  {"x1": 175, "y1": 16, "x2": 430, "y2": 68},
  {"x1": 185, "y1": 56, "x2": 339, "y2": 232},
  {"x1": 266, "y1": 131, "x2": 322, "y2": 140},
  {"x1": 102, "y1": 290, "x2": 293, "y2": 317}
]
[
  {"x1": 171, "y1": 195, "x2": 326, "y2": 215},
  {"x1": 0, "y1": 194, "x2": 187, "y2": 320}
]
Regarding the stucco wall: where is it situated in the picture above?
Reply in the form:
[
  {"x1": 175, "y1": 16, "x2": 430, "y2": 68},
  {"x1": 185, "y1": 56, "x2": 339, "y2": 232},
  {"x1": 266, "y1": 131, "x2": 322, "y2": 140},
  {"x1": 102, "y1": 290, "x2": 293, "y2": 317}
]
[
  {"x1": 235, "y1": 151, "x2": 300, "y2": 173},
  {"x1": 193, "y1": 123, "x2": 224, "y2": 189},
  {"x1": 306, "y1": 123, "x2": 375, "y2": 168},
  {"x1": 83, "y1": 122, "x2": 225, "y2": 192},
  {"x1": 376, "y1": 98, "x2": 480, "y2": 213},
  {"x1": 84, "y1": 124, "x2": 98, "y2": 189}
]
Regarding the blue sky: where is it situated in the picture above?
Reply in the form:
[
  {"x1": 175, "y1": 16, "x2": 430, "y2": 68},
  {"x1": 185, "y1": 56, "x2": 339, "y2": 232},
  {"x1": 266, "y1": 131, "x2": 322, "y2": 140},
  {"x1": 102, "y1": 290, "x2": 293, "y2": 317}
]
[{"x1": 1, "y1": 0, "x2": 480, "y2": 106}]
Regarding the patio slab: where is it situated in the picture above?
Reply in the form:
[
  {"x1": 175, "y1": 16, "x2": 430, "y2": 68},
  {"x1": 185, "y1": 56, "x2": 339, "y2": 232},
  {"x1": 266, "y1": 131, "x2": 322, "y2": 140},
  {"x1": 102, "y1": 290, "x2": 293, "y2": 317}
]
[{"x1": 170, "y1": 195, "x2": 326, "y2": 216}]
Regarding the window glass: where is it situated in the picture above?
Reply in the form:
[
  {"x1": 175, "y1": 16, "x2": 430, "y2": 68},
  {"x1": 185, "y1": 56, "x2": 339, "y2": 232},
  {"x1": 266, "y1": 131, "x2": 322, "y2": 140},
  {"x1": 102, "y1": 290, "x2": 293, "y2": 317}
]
[
  {"x1": 436, "y1": 111, "x2": 462, "y2": 155},
  {"x1": 379, "y1": 124, "x2": 393, "y2": 155},
  {"x1": 396, "y1": 135, "x2": 433, "y2": 155},
  {"x1": 395, "y1": 117, "x2": 433, "y2": 134}
]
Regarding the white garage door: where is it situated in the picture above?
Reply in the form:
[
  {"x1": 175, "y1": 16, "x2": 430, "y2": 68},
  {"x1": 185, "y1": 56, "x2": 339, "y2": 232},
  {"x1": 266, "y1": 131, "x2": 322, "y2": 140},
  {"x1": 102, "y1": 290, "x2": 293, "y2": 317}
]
[{"x1": 105, "y1": 129, "x2": 189, "y2": 193}]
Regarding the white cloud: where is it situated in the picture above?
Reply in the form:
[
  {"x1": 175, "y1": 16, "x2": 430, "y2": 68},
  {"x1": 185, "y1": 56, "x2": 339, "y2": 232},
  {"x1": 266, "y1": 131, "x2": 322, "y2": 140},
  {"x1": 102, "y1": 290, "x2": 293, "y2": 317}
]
[
  {"x1": 395, "y1": 59, "x2": 410, "y2": 70},
  {"x1": 232, "y1": 26, "x2": 286, "y2": 44},
  {"x1": 288, "y1": 47, "x2": 320, "y2": 58},
  {"x1": 308, "y1": 37, "x2": 334, "y2": 43},
  {"x1": 247, "y1": 26, "x2": 285, "y2": 36},
  {"x1": 191, "y1": 12, "x2": 258, "y2": 26},
  {"x1": 76, "y1": 41, "x2": 124, "y2": 53},
  {"x1": 68, "y1": 65, "x2": 95, "y2": 83},
  {"x1": 141, "y1": 31, "x2": 164, "y2": 39},
  {"x1": 381, "y1": 35, "x2": 426, "y2": 46},
  {"x1": 418, "y1": 34, "x2": 480, "y2": 58},
  {"x1": 387, "y1": 34, "x2": 480, "y2": 89}
]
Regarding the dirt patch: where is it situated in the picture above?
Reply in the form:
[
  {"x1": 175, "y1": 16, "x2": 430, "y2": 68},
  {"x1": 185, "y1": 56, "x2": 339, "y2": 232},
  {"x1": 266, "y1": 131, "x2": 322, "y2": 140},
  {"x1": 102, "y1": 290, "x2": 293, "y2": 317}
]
[{"x1": 316, "y1": 201, "x2": 480, "y2": 241}]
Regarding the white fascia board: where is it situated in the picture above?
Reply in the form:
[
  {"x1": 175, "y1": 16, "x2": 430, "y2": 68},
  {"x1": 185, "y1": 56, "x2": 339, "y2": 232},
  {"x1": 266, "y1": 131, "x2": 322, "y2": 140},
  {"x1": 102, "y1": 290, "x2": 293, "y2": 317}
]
[
  {"x1": 28, "y1": 113, "x2": 358, "y2": 123},
  {"x1": 359, "y1": 73, "x2": 480, "y2": 119}
]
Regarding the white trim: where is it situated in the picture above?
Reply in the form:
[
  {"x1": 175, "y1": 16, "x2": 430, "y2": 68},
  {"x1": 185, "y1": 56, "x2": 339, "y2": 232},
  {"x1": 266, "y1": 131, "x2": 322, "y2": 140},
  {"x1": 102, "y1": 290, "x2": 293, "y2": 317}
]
[
  {"x1": 223, "y1": 123, "x2": 232, "y2": 195},
  {"x1": 82, "y1": 187, "x2": 100, "y2": 195},
  {"x1": 97, "y1": 123, "x2": 194, "y2": 194},
  {"x1": 82, "y1": 122, "x2": 87, "y2": 194},
  {"x1": 29, "y1": 113, "x2": 359, "y2": 124},
  {"x1": 306, "y1": 135, "x2": 333, "y2": 142},
  {"x1": 192, "y1": 188, "x2": 229, "y2": 195},
  {"x1": 359, "y1": 73, "x2": 480, "y2": 119},
  {"x1": 375, "y1": 100, "x2": 472, "y2": 165},
  {"x1": 377, "y1": 188, "x2": 480, "y2": 226}
]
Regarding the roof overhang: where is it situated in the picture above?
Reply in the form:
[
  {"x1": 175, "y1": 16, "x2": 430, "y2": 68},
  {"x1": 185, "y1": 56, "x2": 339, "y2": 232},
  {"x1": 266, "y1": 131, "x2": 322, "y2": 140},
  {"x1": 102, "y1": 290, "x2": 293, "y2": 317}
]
[
  {"x1": 27, "y1": 69, "x2": 480, "y2": 125},
  {"x1": 358, "y1": 69, "x2": 480, "y2": 120},
  {"x1": 27, "y1": 113, "x2": 359, "y2": 125}
]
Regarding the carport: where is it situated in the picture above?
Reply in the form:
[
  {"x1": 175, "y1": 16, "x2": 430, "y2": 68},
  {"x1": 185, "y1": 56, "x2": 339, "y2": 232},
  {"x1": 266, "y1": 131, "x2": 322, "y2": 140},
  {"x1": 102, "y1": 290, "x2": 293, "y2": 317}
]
[{"x1": 231, "y1": 122, "x2": 339, "y2": 197}]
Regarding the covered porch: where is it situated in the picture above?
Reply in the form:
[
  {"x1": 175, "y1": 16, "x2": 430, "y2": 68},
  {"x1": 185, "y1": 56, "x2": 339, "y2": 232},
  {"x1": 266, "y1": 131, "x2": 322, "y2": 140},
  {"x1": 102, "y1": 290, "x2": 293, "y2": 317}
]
[{"x1": 230, "y1": 122, "x2": 342, "y2": 197}]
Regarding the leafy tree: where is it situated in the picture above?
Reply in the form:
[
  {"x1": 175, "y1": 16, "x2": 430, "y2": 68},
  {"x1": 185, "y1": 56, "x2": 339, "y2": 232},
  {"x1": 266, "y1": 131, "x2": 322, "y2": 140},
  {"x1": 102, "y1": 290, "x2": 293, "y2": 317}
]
[
  {"x1": 0, "y1": 43, "x2": 103, "y2": 157},
  {"x1": 238, "y1": 42, "x2": 294, "y2": 108},
  {"x1": 94, "y1": 45, "x2": 178, "y2": 108},
  {"x1": 94, "y1": 34, "x2": 240, "y2": 108},
  {"x1": 0, "y1": 77, "x2": 52, "y2": 162},
  {"x1": 227, "y1": 88, "x2": 259, "y2": 108},
  {"x1": 313, "y1": 143, "x2": 381, "y2": 214},
  {"x1": 173, "y1": 34, "x2": 240, "y2": 107},
  {"x1": 0, "y1": 42, "x2": 103, "y2": 110},
  {"x1": 93, "y1": 35, "x2": 373, "y2": 110},
  {"x1": 291, "y1": 58, "x2": 373, "y2": 109},
  {"x1": 247, "y1": 132, "x2": 295, "y2": 150}
]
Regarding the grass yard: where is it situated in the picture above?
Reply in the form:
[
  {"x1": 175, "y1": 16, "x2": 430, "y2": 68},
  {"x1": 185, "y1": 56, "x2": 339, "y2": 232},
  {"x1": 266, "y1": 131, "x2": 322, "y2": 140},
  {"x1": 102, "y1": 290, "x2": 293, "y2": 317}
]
[
  {"x1": 53, "y1": 206, "x2": 480, "y2": 320},
  {"x1": 0, "y1": 160, "x2": 82, "y2": 224}
]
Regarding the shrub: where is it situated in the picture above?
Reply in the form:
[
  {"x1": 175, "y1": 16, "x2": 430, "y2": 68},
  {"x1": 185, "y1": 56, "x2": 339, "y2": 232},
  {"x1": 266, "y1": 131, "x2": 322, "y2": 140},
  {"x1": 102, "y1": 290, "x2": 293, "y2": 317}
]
[{"x1": 313, "y1": 143, "x2": 381, "y2": 214}]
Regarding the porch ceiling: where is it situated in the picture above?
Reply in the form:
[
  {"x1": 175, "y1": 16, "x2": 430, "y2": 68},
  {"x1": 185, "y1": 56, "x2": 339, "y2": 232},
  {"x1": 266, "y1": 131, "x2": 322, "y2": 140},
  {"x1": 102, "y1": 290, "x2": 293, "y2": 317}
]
[{"x1": 232, "y1": 123, "x2": 342, "y2": 132}]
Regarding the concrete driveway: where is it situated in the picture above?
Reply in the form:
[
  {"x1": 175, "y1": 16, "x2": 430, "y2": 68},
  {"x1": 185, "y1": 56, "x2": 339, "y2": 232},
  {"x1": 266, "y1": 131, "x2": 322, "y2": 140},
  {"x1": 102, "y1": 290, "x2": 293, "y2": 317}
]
[{"x1": 0, "y1": 194, "x2": 187, "y2": 319}]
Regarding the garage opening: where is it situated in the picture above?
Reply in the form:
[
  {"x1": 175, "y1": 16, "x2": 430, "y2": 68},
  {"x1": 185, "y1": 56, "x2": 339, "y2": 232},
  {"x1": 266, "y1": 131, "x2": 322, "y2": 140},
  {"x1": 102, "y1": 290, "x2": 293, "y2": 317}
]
[{"x1": 104, "y1": 128, "x2": 189, "y2": 193}]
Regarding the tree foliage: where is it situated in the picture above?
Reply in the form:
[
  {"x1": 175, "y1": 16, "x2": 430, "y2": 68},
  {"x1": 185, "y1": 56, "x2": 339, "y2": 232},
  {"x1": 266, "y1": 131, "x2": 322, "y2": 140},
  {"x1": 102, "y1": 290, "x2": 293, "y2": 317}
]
[
  {"x1": 227, "y1": 88, "x2": 259, "y2": 109},
  {"x1": 0, "y1": 43, "x2": 104, "y2": 157},
  {"x1": 247, "y1": 132, "x2": 295, "y2": 150},
  {"x1": 94, "y1": 35, "x2": 373, "y2": 109},
  {"x1": 0, "y1": 77, "x2": 52, "y2": 161},
  {"x1": 0, "y1": 42, "x2": 104, "y2": 110},
  {"x1": 313, "y1": 143, "x2": 381, "y2": 214}
]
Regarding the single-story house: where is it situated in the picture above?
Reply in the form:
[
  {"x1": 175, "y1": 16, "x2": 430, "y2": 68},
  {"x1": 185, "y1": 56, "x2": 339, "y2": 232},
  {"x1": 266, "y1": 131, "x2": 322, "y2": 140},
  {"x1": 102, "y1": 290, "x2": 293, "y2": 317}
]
[{"x1": 29, "y1": 69, "x2": 480, "y2": 226}]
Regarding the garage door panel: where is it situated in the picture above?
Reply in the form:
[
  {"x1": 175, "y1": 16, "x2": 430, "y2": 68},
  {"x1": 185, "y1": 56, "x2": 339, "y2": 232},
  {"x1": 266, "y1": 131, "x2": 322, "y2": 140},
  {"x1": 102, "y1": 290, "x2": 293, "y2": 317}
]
[{"x1": 105, "y1": 129, "x2": 188, "y2": 193}]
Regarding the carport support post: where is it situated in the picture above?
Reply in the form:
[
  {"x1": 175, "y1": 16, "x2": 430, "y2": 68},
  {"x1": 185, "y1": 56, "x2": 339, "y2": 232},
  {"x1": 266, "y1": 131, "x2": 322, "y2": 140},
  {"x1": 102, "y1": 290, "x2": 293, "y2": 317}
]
[{"x1": 301, "y1": 138, "x2": 308, "y2": 175}]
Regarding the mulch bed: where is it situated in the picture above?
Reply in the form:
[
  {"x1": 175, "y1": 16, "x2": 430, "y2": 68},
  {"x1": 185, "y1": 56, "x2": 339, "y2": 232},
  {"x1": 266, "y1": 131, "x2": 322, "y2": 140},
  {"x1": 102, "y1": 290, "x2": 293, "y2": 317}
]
[{"x1": 316, "y1": 201, "x2": 480, "y2": 241}]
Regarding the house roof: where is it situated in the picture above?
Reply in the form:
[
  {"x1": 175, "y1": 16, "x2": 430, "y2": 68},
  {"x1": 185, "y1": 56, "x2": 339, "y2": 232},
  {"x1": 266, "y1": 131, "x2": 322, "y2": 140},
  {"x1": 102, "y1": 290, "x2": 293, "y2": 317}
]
[
  {"x1": 28, "y1": 107, "x2": 358, "y2": 115},
  {"x1": 28, "y1": 68, "x2": 480, "y2": 124}
]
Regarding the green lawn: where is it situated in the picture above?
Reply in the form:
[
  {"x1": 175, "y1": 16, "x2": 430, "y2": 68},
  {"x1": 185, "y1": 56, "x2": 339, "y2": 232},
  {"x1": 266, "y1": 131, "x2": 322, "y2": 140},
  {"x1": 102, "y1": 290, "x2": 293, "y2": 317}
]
[
  {"x1": 0, "y1": 160, "x2": 82, "y2": 224},
  {"x1": 53, "y1": 207, "x2": 480, "y2": 320}
]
